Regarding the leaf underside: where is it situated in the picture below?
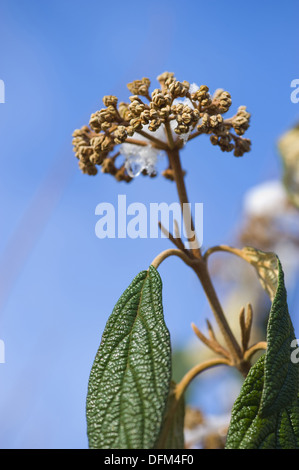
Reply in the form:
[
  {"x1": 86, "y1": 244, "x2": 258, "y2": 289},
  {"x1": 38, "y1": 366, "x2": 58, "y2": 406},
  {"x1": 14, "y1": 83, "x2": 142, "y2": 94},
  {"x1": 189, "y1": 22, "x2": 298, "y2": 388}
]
[{"x1": 86, "y1": 266, "x2": 172, "y2": 449}]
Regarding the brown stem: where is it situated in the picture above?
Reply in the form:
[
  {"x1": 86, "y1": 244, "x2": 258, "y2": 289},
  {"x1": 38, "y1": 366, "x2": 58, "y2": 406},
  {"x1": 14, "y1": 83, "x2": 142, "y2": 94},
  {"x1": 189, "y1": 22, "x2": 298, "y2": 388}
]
[
  {"x1": 124, "y1": 138, "x2": 150, "y2": 147},
  {"x1": 167, "y1": 148, "x2": 251, "y2": 377},
  {"x1": 151, "y1": 248, "x2": 197, "y2": 270},
  {"x1": 244, "y1": 341, "x2": 267, "y2": 361},
  {"x1": 164, "y1": 120, "x2": 175, "y2": 150},
  {"x1": 158, "y1": 221, "x2": 190, "y2": 254},
  {"x1": 191, "y1": 322, "x2": 231, "y2": 360},
  {"x1": 157, "y1": 358, "x2": 230, "y2": 448},
  {"x1": 176, "y1": 357, "x2": 231, "y2": 399},
  {"x1": 187, "y1": 130, "x2": 202, "y2": 142},
  {"x1": 193, "y1": 261, "x2": 249, "y2": 375},
  {"x1": 166, "y1": 148, "x2": 201, "y2": 258},
  {"x1": 136, "y1": 129, "x2": 168, "y2": 150}
]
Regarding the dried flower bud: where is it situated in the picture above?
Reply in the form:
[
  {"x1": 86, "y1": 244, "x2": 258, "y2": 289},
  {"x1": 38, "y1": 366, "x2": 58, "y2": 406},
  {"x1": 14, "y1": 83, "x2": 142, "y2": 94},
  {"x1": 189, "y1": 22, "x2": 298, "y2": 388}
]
[
  {"x1": 115, "y1": 165, "x2": 132, "y2": 182},
  {"x1": 214, "y1": 91, "x2": 232, "y2": 113},
  {"x1": 157, "y1": 71, "x2": 175, "y2": 85},
  {"x1": 192, "y1": 85, "x2": 212, "y2": 107},
  {"x1": 151, "y1": 89, "x2": 172, "y2": 109},
  {"x1": 130, "y1": 117, "x2": 143, "y2": 131},
  {"x1": 102, "y1": 95, "x2": 118, "y2": 107},
  {"x1": 89, "y1": 112, "x2": 103, "y2": 132},
  {"x1": 128, "y1": 99, "x2": 146, "y2": 117},
  {"x1": 127, "y1": 77, "x2": 151, "y2": 96},
  {"x1": 101, "y1": 157, "x2": 117, "y2": 175},
  {"x1": 79, "y1": 160, "x2": 98, "y2": 175},
  {"x1": 114, "y1": 126, "x2": 128, "y2": 144},
  {"x1": 118, "y1": 102, "x2": 130, "y2": 120},
  {"x1": 162, "y1": 168, "x2": 175, "y2": 181},
  {"x1": 232, "y1": 106, "x2": 251, "y2": 135},
  {"x1": 73, "y1": 71, "x2": 252, "y2": 179},
  {"x1": 174, "y1": 123, "x2": 189, "y2": 135},
  {"x1": 126, "y1": 125, "x2": 135, "y2": 136},
  {"x1": 233, "y1": 137, "x2": 251, "y2": 156},
  {"x1": 90, "y1": 152, "x2": 104, "y2": 165},
  {"x1": 90, "y1": 135, "x2": 105, "y2": 152},
  {"x1": 148, "y1": 119, "x2": 161, "y2": 132},
  {"x1": 140, "y1": 109, "x2": 151, "y2": 124},
  {"x1": 169, "y1": 80, "x2": 190, "y2": 98}
]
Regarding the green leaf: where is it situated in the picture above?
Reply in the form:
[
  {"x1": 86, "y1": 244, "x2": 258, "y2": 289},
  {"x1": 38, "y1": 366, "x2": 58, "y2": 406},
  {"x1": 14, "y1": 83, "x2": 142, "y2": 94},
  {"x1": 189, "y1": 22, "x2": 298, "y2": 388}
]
[
  {"x1": 260, "y1": 259, "x2": 298, "y2": 416},
  {"x1": 86, "y1": 266, "x2": 172, "y2": 449},
  {"x1": 226, "y1": 356, "x2": 299, "y2": 449},
  {"x1": 226, "y1": 254, "x2": 299, "y2": 449},
  {"x1": 155, "y1": 381, "x2": 185, "y2": 449}
]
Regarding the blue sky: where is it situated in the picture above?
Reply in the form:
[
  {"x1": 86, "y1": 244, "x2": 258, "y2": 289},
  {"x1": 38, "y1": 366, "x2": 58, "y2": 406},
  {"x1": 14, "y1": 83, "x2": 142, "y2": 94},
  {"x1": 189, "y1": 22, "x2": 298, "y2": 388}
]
[{"x1": 0, "y1": 0, "x2": 298, "y2": 448}]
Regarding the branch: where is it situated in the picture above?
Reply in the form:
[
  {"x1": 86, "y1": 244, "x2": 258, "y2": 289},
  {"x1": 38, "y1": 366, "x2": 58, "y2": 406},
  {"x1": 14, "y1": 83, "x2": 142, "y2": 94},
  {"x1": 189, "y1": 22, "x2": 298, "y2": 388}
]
[
  {"x1": 244, "y1": 341, "x2": 267, "y2": 361},
  {"x1": 151, "y1": 248, "x2": 198, "y2": 270}
]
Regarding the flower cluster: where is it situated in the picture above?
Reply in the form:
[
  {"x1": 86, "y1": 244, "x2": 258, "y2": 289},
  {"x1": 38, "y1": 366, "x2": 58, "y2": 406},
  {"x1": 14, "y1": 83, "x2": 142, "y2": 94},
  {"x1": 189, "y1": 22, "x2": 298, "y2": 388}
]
[{"x1": 72, "y1": 72, "x2": 251, "y2": 181}]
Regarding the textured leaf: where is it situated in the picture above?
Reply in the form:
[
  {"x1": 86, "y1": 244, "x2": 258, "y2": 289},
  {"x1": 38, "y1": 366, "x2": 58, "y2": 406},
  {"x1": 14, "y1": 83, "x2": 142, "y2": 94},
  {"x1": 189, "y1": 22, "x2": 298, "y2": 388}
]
[
  {"x1": 86, "y1": 266, "x2": 171, "y2": 449},
  {"x1": 226, "y1": 356, "x2": 299, "y2": 449},
  {"x1": 226, "y1": 254, "x2": 299, "y2": 448},
  {"x1": 155, "y1": 381, "x2": 185, "y2": 449},
  {"x1": 260, "y1": 259, "x2": 298, "y2": 416}
]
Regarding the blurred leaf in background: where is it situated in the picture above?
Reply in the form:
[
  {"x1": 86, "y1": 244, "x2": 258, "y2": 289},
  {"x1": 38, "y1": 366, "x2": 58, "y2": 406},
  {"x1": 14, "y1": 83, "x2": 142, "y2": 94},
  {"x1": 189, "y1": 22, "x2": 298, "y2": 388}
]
[{"x1": 279, "y1": 123, "x2": 299, "y2": 209}]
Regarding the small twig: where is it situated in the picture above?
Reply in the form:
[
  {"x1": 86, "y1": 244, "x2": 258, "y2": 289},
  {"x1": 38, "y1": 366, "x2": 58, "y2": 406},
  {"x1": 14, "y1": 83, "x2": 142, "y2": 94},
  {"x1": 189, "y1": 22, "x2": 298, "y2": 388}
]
[
  {"x1": 136, "y1": 129, "x2": 168, "y2": 150},
  {"x1": 124, "y1": 138, "x2": 152, "y2": 147},
  {"x1": 110, "y1": 151, "x2": 121, "y2": 161},
  {"x1": 244, "y1": 341, "x2": 267, "y2": 361},
  {"x1": 151, "y1": 248, "x2": 198, "y2": 270},
  {"x1": 203, "y1": 244, "x2": 242, "y2": 262},
  {"x1": 187, "y1": 130, "x2": 201, "y2": 142},
  {"x1": 206, "y1": 319, "x2": 217, "y2": 342},
  {"x1": 164, "y1": 120, "x2": 175, "y2": 149},
  {"x1": 158, "y1": 221, "x2": 189, "y2": 254},
  {"x1": 174, "y1": 219, "x2": 181, "y2": 240},
  {"x1": 191, "y1": 323, "x2": 231, "y2": 360},
  {"x1": 176, "y1": 357, "x2": 231, "y2": 401},
  {"x1": 157, "y1": 357, "x2": 231, "y2": 448}
]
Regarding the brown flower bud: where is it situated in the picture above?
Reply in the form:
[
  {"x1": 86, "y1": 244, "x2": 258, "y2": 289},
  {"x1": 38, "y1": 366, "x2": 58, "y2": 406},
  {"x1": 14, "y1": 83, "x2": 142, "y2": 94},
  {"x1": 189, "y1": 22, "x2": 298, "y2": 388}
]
[
  {"x1": 102, "y1": 95, "x2": 118, "y2": 107},
  {"x1": 127, "y1": 78, "x2": 151, "y2": 96}
]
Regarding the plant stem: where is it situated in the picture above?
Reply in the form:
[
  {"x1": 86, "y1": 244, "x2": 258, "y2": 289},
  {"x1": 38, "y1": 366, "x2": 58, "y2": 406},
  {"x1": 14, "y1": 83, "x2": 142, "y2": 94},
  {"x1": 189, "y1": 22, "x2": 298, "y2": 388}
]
[
  {"x1": 157, "y1": 357, "x2": 230, "y2": 448},
  {"x1": 166, "y1": 148, "x2": 201, "y2": 258},
  {"x1": 151, "y1": 249, "x2": 197, "y2": 270},
  {"x1": 136, "y1": 129, "x2": 168, "y2": 150},
  {"x1": 244, "y1": 341, "x2": 267, "y2": 361},
  {"x1": 196, "y1": 263, "x2": 242, "y2": 353},
  {"x1": 167, "y1": 147, "x2": 251, "y2": 377},
  {"x1": 176, "y1": 357, "x2": 231, "y2": 400}
]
